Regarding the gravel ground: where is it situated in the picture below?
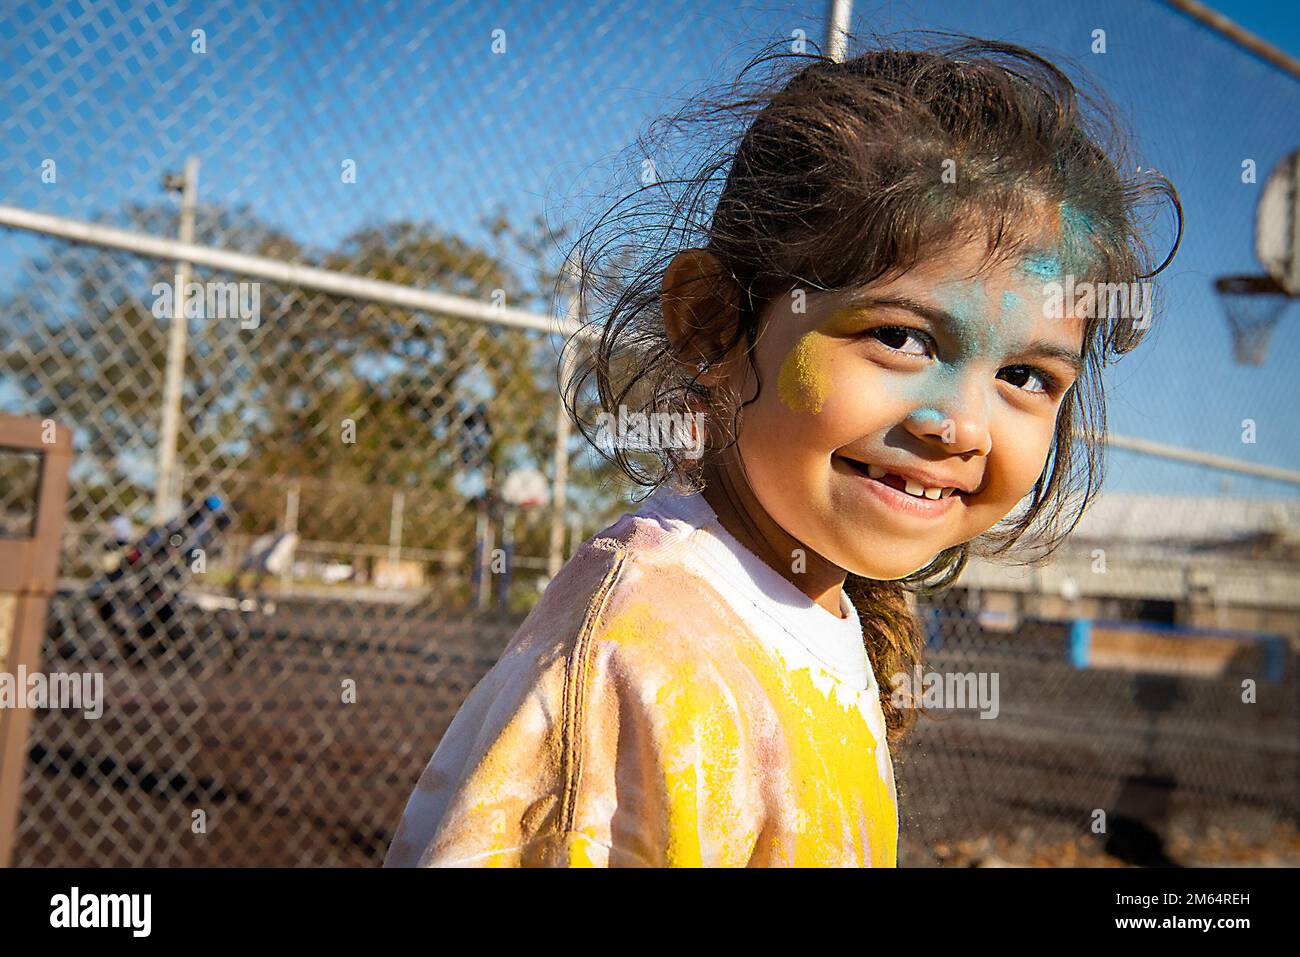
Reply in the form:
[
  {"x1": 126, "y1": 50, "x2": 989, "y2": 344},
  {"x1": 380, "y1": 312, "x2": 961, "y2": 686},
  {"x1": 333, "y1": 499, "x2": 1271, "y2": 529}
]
[{"x1": 901, "y1": 821, "x2": 1300, "y2": 867}]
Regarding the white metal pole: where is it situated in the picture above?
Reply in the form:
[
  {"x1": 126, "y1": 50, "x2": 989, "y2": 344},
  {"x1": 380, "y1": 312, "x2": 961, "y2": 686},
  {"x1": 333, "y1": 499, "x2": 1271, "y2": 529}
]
[
  {"x1": 281, "y1": 481, "x2": 299, "y2": 594},
  {"x1": 473, "y1": 504, "x2": 488, "y2": 608},
  {"x1": 155, "y1": 156, "x2": 198, "y2": 523},
  {"x1": 546, "y1": 377, "x2": 572, "y2": 578},
  {"x1": 388, "y1": 489, "x2": 405, "y2": 570},
  {"x1": 825, "y1": 0, "x2": 852, "y2": 62},
  {"x1": 548, "y1": 270, "x2": 581, "y2": 578},
  {"x1": 1102, "y1": 432, "x2": 1300, "y2": 487},
  {"x1": 500, "y1": 505, "x2": 515, "y2": 610},
  {"x1": 0, "y1": 204, "x2": 584, "y2": 338},
  {"x1": 478, "y1": 508, "x2": 495, "y2": 610}
]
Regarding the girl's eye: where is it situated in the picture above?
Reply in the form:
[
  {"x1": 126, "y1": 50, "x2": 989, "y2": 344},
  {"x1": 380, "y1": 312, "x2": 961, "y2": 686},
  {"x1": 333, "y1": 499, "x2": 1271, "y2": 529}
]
[
  {"x1": 869, "y1": 326, "x2": 932, "y2": 357},
  {"x1": 998, "y1": 364, "x2": 1053, "y2": 395}
]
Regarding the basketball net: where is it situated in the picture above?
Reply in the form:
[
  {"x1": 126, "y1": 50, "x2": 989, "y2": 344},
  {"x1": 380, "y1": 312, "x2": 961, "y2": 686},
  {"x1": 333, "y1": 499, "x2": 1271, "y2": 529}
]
[{"x1": 1214, "y1": 275, "x2": 1293, "y2": 366}]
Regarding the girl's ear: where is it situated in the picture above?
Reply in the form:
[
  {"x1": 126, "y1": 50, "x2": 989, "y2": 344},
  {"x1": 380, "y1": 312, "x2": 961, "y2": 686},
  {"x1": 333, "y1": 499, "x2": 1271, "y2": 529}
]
[{"x1": 661, "y1": 248, "x2": 744, "y2": 385}]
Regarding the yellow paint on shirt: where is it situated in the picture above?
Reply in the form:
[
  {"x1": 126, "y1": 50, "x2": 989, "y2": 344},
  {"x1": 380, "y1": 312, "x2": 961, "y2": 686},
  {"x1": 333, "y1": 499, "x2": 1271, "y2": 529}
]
[
  {"x1": 654, "y1": 661, "x2": 754, "y2": 866},
  {"x1": 601, "y1": 600, "x2": 755, "y2": 866},
  {"x1": 394, "y1": 523, "x2": 898, "y2": 868},
  {"x1": 566, "y1": 831, "x2": 597, "y2": 867},
  {"x1": 599, "y1": 598, "x2": 895, "y2": 867},
  {"x1": 731, "y1": 632, "x2": 897, "y2": 867},
  {"x1": 448, "y1": 683, "x2": 551, "y2": 865}
]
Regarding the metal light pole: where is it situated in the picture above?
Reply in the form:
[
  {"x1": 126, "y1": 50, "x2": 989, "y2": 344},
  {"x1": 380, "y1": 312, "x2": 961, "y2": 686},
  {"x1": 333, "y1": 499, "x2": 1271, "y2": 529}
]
[
  {"x1": 154, "y1": 156, "x2": 199, "y2": 523},
  {"x1": 281, "y1": 481, "x2": 299, "y2": 595},
  {"x1": 825, "y1": 0, "x2": 852, "y2": 62},
  {"x1": 547, "y1": 267, "x2": 581, "y2": 579}
]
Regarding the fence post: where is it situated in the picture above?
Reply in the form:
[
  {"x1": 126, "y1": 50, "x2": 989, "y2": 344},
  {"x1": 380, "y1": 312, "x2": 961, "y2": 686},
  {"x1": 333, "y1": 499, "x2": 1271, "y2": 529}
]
[
  {"x1": 548, "y1": 269, "x2": 581, "y2": 578},
  {"x1": 499, "y1": 506, "x2": 515, "y2": 610},
  {"x1": 388, "y1": 489, "x2": 405, "y2": 570},
  {"x1": 475, "y1": 498, "x2": 495, "y2": 610},
  {"x1": 154, "y1": 156, "x2": 199, "y2": 524},
  {"x1": 281, "y1": 481, "x2": 299, "y2": 594},
  {"x1": 0, "y1": 415, "x2": 73, "y2": 867}
]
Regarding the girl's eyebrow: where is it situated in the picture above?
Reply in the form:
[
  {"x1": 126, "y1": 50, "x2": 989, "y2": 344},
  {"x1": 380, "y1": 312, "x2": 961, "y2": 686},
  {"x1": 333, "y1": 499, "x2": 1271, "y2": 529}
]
[
  {"x1": 1014, "y1": 341, "x2": 1085, "y2": 375},
  {"x1": 842, "y1": 293, "x2": 952, "y2": 327},
  {"x1": 843, "y1": 294, "x2": 1084, "y2": 373}
]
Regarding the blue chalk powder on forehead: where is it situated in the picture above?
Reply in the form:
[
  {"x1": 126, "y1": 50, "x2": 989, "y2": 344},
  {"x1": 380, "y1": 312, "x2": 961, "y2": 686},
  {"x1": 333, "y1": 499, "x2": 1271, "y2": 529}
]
[
  {"x1": 1016, "y1": 205, "x2": 1099, "y2": 283},
  {"x1": 1058, "y1": 204, "x2": 1097, "y2": 275},
  {"x1": 1019, "y1": 253, "x2": 1061, "y2": 280},
  {"x1": 935, "y1": 279, "x2": 988, "y2": 353},
  {"x1": 1060, "y1": 204, "x2": 1095, "y2": 236}
]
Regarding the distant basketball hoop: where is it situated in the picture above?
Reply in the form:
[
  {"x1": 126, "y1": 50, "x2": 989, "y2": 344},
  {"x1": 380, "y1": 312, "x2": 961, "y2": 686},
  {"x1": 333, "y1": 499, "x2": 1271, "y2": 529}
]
[
  {"x1": 1215, "y1": 275, "x2": 1292, "y2": 366},
  {"x1": 1215, "y1": 148, "x2": 1299, "y2": 366},
  {"x1": 501, "y1": 467, "x2": 550, "y2": 509}
]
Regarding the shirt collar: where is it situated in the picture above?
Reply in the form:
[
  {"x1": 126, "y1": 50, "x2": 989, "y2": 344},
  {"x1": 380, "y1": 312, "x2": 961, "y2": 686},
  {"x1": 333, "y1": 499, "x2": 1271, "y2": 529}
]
[{"x1": 633, "y1": 484, "x2": 874, "y2": 689}]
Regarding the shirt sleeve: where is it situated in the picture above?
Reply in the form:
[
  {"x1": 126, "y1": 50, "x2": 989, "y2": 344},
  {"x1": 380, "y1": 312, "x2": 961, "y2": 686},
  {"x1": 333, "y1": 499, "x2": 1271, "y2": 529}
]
[
  {"x1": 381, "y1": 640, "x2": 579, "y2": 867},
  {"x1": 383, "y1": 557, "x2": 763, "y2": 868}
]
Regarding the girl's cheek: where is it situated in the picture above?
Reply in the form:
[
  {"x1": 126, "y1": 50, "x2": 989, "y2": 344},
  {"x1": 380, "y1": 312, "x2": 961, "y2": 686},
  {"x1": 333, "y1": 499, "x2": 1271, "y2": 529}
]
[
  {"x1": 981, "y1": 417, "x2": 1057, "y2": 514},
  {"x1": 765, "y1": 333, "x2": 905, "y2": 453},
  {"x1": 836, "y1": 366, "x2": 901, "y2": 424},
  {"x1": 775, "y1": 330, "x2": 833, "y2": 415}
]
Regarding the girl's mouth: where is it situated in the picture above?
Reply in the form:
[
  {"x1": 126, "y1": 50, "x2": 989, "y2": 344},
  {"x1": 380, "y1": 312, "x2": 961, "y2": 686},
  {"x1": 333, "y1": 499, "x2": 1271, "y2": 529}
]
[{"x1": 837, "y1": 456, "x2": 965, "y2": 517}]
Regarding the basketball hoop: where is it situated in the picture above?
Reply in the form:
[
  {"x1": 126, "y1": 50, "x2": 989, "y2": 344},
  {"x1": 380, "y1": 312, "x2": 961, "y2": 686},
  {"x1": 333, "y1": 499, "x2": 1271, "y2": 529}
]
[
  {"x1": 1214, "y1": 275, "x2": 1292, "y2": 366},
  {"x1": 501, "y1": 468, "x2": 550, "y2": 509},
  {"x1": 1213, "y1": 147, "x2": 1300, "y2": 366}
]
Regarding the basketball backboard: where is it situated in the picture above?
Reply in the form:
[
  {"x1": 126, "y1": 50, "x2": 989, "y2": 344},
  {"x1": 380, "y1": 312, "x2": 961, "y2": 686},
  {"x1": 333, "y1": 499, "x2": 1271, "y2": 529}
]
[
  {"x1": 1257, "y1": 149, "x2": 1300, "y2": 295},
  {"x1": 1215, "y1": 148, "x2": 1300, "y2": 366}
]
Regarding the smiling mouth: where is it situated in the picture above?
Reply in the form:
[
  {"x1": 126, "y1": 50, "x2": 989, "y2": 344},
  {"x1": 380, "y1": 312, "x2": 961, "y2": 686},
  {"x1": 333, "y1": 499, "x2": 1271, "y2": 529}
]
[{"x1": 840, "y1": 458, "x2": 964, "y2": 501}]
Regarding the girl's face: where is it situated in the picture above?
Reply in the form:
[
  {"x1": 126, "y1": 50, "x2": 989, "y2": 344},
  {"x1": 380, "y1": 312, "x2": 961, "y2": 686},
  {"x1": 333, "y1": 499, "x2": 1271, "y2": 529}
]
[{"x1": 733, "y1": 241, "x2": 1086, "y2": 580}]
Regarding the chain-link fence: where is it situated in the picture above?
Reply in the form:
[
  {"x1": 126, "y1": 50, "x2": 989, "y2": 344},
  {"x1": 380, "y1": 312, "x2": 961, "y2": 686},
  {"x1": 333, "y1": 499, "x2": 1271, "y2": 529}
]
[{"x1": 2, "y1": 0, "x2": 1299, "y2": 866}]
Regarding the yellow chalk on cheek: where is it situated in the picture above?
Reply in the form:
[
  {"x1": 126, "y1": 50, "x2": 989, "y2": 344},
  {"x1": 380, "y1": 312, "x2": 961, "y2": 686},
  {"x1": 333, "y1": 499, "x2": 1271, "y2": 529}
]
[{"x1": 777, "y1": 331, "x2": 829, "y2": 414}]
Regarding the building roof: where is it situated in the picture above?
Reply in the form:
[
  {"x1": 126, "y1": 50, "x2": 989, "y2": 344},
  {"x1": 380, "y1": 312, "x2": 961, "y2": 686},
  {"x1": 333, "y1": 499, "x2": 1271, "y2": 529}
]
[{"x1": 1067, "y1": 494, "x2": 1300, "y2": 547}]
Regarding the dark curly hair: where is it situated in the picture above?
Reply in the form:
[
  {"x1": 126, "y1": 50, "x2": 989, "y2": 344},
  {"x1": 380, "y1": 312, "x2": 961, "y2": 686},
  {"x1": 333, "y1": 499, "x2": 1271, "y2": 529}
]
[{"x1": 559, "y1": 32, "x2": 1181, "y2": 750}]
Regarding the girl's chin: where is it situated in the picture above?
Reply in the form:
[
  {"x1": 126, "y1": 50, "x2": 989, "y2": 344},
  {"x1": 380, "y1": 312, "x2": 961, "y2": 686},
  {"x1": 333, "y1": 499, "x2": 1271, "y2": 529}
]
[
  {"x1": 844, "y1": 558, "x2": 936, "y2": 581},
  {"x1": 828, "y1": 538, "x2": 945, "y2": 581}
]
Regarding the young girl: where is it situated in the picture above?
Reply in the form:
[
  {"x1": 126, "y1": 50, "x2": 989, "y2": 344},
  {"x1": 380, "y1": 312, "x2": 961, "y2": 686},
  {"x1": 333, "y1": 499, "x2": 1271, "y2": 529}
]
[{"x1": 384, "y1": 35, "x2": 1179, "y2": 867}]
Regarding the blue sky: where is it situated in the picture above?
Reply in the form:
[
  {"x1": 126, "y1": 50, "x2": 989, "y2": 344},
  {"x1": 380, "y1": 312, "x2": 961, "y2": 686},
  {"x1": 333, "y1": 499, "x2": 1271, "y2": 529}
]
[{"x1": 1, "y1": 0, "x2": 1297, "y2": 499}]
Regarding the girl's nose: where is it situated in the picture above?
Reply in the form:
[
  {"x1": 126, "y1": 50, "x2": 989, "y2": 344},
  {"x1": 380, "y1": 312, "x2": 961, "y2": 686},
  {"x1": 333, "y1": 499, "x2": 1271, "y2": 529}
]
[{"x1": 903, "y1": 396, "x2": 992, "y2": 457}]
